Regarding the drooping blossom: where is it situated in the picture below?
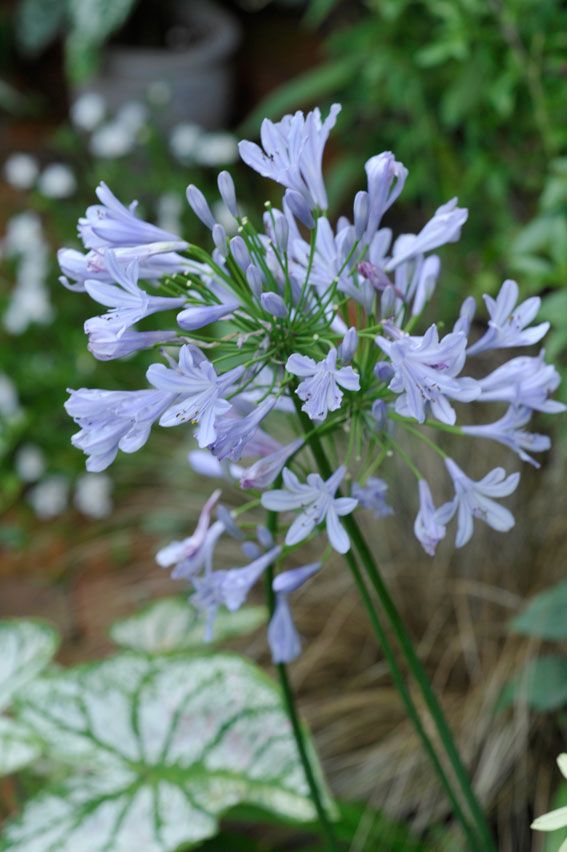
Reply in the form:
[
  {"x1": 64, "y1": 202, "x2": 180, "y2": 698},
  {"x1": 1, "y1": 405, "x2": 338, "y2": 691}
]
[
  {"x1": 268, "y1": 562, "x2": 321, "y2": 664},
  {"x1": 363, "y1": 152, "x2": 408, "y2": 243},
  {"x1": 467, "y1": 279, "x2": 549, "y2": 355},
  {"x1": 413, "y1": 479, "x2": 453, "y2": 556},
  {"x1": 477, "y1": 351, "x2": 566, "y2": 413},
  {"x1": 376, "y1": 324, "x2": 479, "y2": 424},
  {"x1": 385, "y1": 199, "x2": 468, "y2": 270},
  {"x1": 352, "y1": 478, "x2": 393, "y2": 519},
  {"x1": 462, "y1": 406, "x2": 551, "y2": 467},
  {"x1": 286, "y1": 348, "x2": 360, "y2": 420},
  {"x1": 65, "y1": 387, "x2": 174, "y2": 471},
  {"x1": 85, "y1": 320, "x2": 177, "y2": 361},
  {"x1": 156, "y1": 490, "x2": 222, "y2": 578},
  {"x1": 147, "y1": 346, "x2": 245, "y2": 448},
  {"x1": 261, "y1": 466, "x2": 358, "y2": 553},
  {"x1": 239, "y1": 437, "x2": 304, "y2": 490},
  {"x1": 208, "y1": 398, "x2": 276, "y2": 461},
  {"x1": 441, "y1": 458, "x2": 520, "y2": 548}
]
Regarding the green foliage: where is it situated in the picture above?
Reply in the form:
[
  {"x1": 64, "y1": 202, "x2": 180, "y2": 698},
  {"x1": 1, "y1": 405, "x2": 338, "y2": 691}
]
[
  {"x1": 510, "y1": 581, "x2": 567, "y2": 641},
  {"x1": 109, "y1": 598, "x2": 268, "y2": 654},
  {"x1": 497, "y1": 655, "x2": 567, "y2": 713},
  {"x1": 543, "y1": 781, "x2": 567, "y2": 852}
]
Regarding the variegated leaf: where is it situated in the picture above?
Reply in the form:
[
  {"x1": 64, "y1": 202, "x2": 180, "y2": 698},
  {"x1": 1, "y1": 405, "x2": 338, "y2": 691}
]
[
  {"x1": 2, "y1": 653, "x2": 329, "y2": 851},
  {"x1": 0, "y1": 620, "x2": 59, "y2": 711},
  {"x1": 0, "y1": 717, "x2": 42, "y2": 775},
  {"x1": 109, "y1": 598, "x2": 267, "y2": 654}
]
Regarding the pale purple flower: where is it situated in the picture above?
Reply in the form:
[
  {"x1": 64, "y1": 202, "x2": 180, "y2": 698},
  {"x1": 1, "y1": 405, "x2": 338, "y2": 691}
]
[
  {"x1": 187, "y1": 450, "x2": 243, "y2": 481},
  {"x1": 462, "y1": 406, "x2": 551, "y2": 467},
  {"x1": 239, "y1": 437, "x2": 304, "y2": 490},
  {"x1": 284, "y1": 189, "x2": 315, "y2": 228},
  {"x1": 411, "y1": 255, "x2": 441, "y2": 316},
  {"x1": 371, "y1": 399, "x2": 388, "y2": 430},
  {"x1": 353, "y1": 190, "x2": 369, "y2": 239},
  {"x1": 186, "y1": 184, "x2": 216, "y2": 229},
  {"x1": 385, "y1": 199, "x2": 468, "y2": 271},
  {"x1": 338, "y1": 328, "x2": 358, "y2": 363},
  {"x1": 58, "y1": 243, "x2": 191, "y2": 290},
  {"x1": 85, "y1": 319, "x2": 176, "y2": 360},
  {"x1": 260, "y1": 292, "x2": 288, "y2": 318},
  {"x1": 147, "y1": 345, "x2": 245, "y2": 447},
  {"x1": 217, "y1": 170, "x2": 238, "y2": 218},
  {"x1": 467, "y1": 279, "x2": 550, "y2": 355},
  {"x1": 84, "y1": 251, "x2": 185, "y2": 335},
  {"x1": 352, "y1": 478, "x2": 393, "y2": 519},
  {"x1": 65, "y1": 387, "x2": 173, "y2": 471},
  {"x1": 230, "y1": 236, "x2": 250, "y2": 271},
  {"x1": 286, "y1": 348, "x2": 360, "y2": 420},
  {"x1": 238, "y1": 104, "x2": 341, "y2": 210},
  {"x1": 376, "y1": 325, "x2": 479, "y2": 424},
  {"x1": 268, "y1": 562, "x2": 321, "y2": 664},
  {"x1": 209, "y1": 397, "x2": 276, "y2": 461},
  {"x1": 442, "y1": 458, "x2": 520, "y2": 548},
  {"x1": 363, "y1": 152, "x2": 408, "y2": 243},
  {"x1": 78, "y1": 181, "x2": 181, "y2": 250},
  {"x1": 156, "y1": 490, "x2": 222, "y2": 577},
  {"x1": 477, "y1": 351, "x2": 566, "y2": 413},
  {"x1": 453, "y1": 296, "x2": 476, "y2": 337},
  {"x1": 413, "y1": 479, "x2": 453, "y2": 556},
  {"x1": 176, "y1": 299, "x2": 239, "y2": 330},
  {"x1": 261, "y1": 465, "x2": 357, "y2": 553}
]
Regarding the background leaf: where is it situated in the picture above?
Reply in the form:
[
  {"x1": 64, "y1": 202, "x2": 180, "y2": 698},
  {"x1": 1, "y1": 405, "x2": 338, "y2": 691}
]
[
  {"x1": 3, "y1": 653, "x2": 329, "y2": 851},
  {"x1": 0, "y1": 620, "x2": 59, "y2": 711},
  {"x1": 510, "y1": 582, "x2": 567, "y2": 641},
  {"x1": 109, "y1": 598, "x2": 267, "y2": 653},
  {"x1": 497, "y1": 655, "x2": 567, "y2": 712},
  {"x1": 0, "y1": 717, "x2": 42, "y2": 776}
]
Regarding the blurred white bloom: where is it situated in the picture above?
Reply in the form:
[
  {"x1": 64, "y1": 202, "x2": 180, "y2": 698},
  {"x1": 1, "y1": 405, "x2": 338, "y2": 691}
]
[
  {"x1": 2, "y1": 212, "x2": 53, "y2": 334},
  {"x1": 74, "y1": 473, "x2": 113, "y2": 519},
  {"x1": 156, "y1": 192, "x2": 183, "y2": 235},
  {"x1": 70, "y1": 92, "x2": 106, "y2": 131},
  {"x1": 2, "y1": 211, "x2": 43, "y2": 254},
  {"x1": 194, "y1": 132, "x2": 238, "y2": 166},
  {"x1": 212, "y1": 199, "x2": 239, "y2": 236},
  {"x1": 169, "y1": 122, "x2": 202, "y2": 162},
  {"x1": 3, "y1": 153, "x2": 39, "y2": 190},
  {"x1": 116, "y1": 101, "x2": 148, "y2": 133},
  {"x1": 147, "y1": 80, "x2": 171, "y2": 106},
  {"x1": 0, "y1": 374, "x2": 20, "y2": 417},
  {"x1": 90, "y1": 122, "x2": 135, "y2": 158},
  {"x1": 27, "y1": 475, "x2": 69, "y2": 520},
  {"x1": 15, "y1": 444, "x2": 45, "y2": 482},
  {"x1": 37, "y1": 164, "x2": 77, "y2": 199}
]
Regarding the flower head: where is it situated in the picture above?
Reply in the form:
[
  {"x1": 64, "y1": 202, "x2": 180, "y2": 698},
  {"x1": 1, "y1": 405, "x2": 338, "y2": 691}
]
[
  {"x1": 287, "y1": 348, "x2": 360, "y2": 421},
  {"x1": 467, "y1": 279, "x2": 549, "y2": 355}
]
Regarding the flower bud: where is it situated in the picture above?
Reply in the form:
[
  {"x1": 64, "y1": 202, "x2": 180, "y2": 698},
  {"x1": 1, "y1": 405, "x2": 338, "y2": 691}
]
[
  {"x1": 186, "y1": 184, "x2": 216, "y2": 230},
  {"x1": 353, "y1": 190, "x2": 369, "y2": 239},
  {"x1": 284, "y1": 189, "x2": 315, "y2": 229},
  {"x1": 230, "y1": 235, "x2": 250, "y2": 271},
  {"x1": 261, "y1": 291, "x2": 288, "y2": 318},
  {"x1": 212, "y1": 223, "x2": 227, "y2": 256},
  {"x1": 381, "y1": 284, "x2": 397, "y2": 318},
  {"x1": 371, "y1": 399, "x2": 388, "y2": 431},
  {"x1": 274, "y1": 214, "x2": 289, "y2": 252},
  {"x1": 246, "y1": 264, "x2": 263, "y2": 298},
  {"x1": 338, "y1": 328, "x2": 358, "y2": 363},
  {"x1": 217, "y1": 170, "x2": 238, "y2": 217},
  {"x1": 374, "y1": 361, "x2": 394, "y2": 383}
]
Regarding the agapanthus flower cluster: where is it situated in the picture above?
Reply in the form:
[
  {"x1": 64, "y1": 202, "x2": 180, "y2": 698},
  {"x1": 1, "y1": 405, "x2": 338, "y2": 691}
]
[{"x1": 61, "y1": 104, "x2": 564, "y2": 664}]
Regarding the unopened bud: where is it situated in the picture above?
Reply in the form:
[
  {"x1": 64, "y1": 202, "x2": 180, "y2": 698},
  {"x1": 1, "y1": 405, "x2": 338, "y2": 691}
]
[
  {"x1": 230, "y1": 235, "x2": 250, "y2": 271},
  {"x1": 246, "y1": 265, "x2": 263, "y2": 298},
  {"x1": 381, "y1": 284, "x2": 397, "y2": 318},
  {"x1": 186, "y1": 184, "x2": 216, "y2": 230},
  {"x1": 371, "y1": 399, "x2": 388, "y2": 431},
  {"x1": 353, "y1": 190, "x2": 369, "y2": 239},
  {"x1": 338, "y1": 328, "x2": 358, "y2": 363},
  {"x1": 284, "y1": 189, "x2": 315, "y2": 229},
  {"x1": 261, "y1": 291, "x2": 288, "y2": 318},
  {"x1": 217, "y1": 170, "x2": 238, "y2": 218},
  {"x1": 212, "y1": 223, "x2": 227, "y2": 256}
]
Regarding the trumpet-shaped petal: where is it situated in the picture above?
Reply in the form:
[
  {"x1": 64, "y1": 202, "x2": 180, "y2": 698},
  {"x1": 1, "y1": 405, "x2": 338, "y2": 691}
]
[
  {"x1": 208, "y1": 397, "x2": 276, "y2": 461},
  {"x1": 84, "y1": 319, "x2": 176, "y2": 360},
  {"x1": 287, "y1": 347, "x2": 360, "y2": 421},
  {"x1": 385, "y1": 198, "x2": 468, "y2": 271},
  {"x1": 261, "y1": 465, "x2": 357, "y2": 553},
  {"x1": 467, "y1": 279, "x2": 549, "y2": 355},
  {"x1": 376, "y1": 325, "x2": 479, "y2": 424},
  {"x1": 442, "y1": 458, "x2": 520, "y2": 548},
  {"x1": 477, "y1": 351, "x2": 566, "y2": 413},
  {"x1": 462, "y1": 405, "x2": 551, "y2": 467},
  {"x1": 156, "y1": 491, "x2": 222, "y2": 578},
  {"x1": 413, "y1": 479, "x2": 453, "y2": 556},
  {"x1": 239, "y1": 437, "x2": 304, "y2": 490}
]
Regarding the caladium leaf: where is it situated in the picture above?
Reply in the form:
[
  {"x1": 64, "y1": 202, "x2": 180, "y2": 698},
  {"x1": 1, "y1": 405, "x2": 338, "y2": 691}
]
[
  {"x1": 109, "y1": 598, "x2": 267, "y2": 654},
  {"x1": 3, "y1": 653, "x2": 330, "y2": 851},
  {"x1": 0, "y1": 620, "x2": 59, "y2": 711},
  {"x1": 0, "y1": 718, "x2": 42, "y2": 775}
]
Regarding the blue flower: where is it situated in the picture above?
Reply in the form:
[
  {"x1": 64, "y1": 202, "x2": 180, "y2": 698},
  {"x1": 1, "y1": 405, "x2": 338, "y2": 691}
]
[
  {"x1": 58, "y1": 243, "x2": 191, "y2": 291},
  {"x1": 376, "y1": 324, "x2": 479, "y2": 424},
  {"x1": 363, "y1": 152, "x2": 408, "y2": 243},
  {"x1": 208, "y1": 397, "x2": 276, "y2": 461},
  {"x1": 261, "y1": 466, "x2": 358, "y2": 553},
  {"x1": 239, "y1": 437, "x2": 304, "y2": 490},
  {"x1": 352, "y1": 478, "x2": 394, "y2": 519},
  {"x1": 413, "y1": 479, "x2": 453, "y2": 556},
  {"x1": 176, "y1": 299, "x2": 239, "y2": 331},
  {"x1": 238, "y1": 105, "x2": 341, "y2": 210},
  {"x1": 467, "y1": 279, "x2": 550, "y2": 355},
  {"x1": 442, "y1": 458, "x2": 520, "y2": 548},
  {"x1": 78, "y1": 181, "x2": 181, "y2": 250},
  {"x1": 462, "y1": 405, "x2": 551, "y2": 467},
  {"x1": 84, "y1": 250, "x2": 186, "y2": 336},
  {"x1": 84, "y1": 320, "x2": 176, "y2": 361},
  {"x1": 156, "y1": 490, "x2": 223, "y2": 578},
  {"x1": 268, "y1": 562, "x2": 321, "y2": 664},
  {"x1": 477, "y1": 351, "x2": 566, "y2": 413},
  {"x1": 65, "y1": 387, "x2": 173, "y2": 471},
  {"x1": 286, "y1": 348, "x2": 360, "y2": 421},
  {"x1": 385, "y1": 199, "x2": 468, "y2": 271},
  {"x1": 147, "y1": 345, "x2": 245, "y2": 448}
]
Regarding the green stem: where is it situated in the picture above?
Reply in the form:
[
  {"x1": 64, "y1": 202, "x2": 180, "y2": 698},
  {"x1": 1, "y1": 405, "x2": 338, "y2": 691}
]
[
  {"x1": 293, "y1": 401, "x2": 495, "y2": 852},
  {"x1": 265, "y1": 505, "x2": 339, "y2": 852}
]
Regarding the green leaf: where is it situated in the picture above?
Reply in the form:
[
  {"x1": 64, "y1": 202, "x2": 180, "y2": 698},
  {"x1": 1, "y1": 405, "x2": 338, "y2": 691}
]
[
  {"x1": 0, "y1": 718, "x2": 41, "y2": 776},
  {"x1": 3, "y1": 653, "x2": 329, "y2": 851},
  {"x1": 65, "y1": 0, "x2": 138, "y2": 82},
  {"x1": 109, "y1": 598, "x2": 267, "y2": 654},
  {"x1": 497, "y1": 655, "x2": 567, "y2": 712},
  {"x1": 0, "y1": 620, "x2": 59, "y2": 711},
  {"x1": 14, "y1": 0, "x2": 66, "y2": 56},
  {"x1": 238, "y1": 57, "x2": 360, "y2": 136},
  {"x1": 510, "y1": 582, "x2": 567, "y2": 641}
]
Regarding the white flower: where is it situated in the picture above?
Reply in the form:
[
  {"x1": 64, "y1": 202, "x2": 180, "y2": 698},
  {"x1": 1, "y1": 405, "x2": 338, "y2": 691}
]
[
  {"x1": 27, "y1": 476, "x2": 69, "y2": 520},
  {"x1": 532, "y1": 754, "x2": 567, "y2": 852},
  {"x1": 70, "y1": 92, "x2": 106, "y2": 131},
  {"x1": 3, "y1": 153, "x2": 39, "y2": 190},
  {"x1": 90, "y1": 123, "x2": 135, "y2": 158},
  {"x1": 74, "y1": 473, "x2": 113, "y2": 519},
  {"x1": 37, "y1": 164, "x2": 77, "y2": 199},
  {"x1": 15, "y1": 444, "x2": 45, "y2": 482},
  {"x1": 194, "y1": 132, "x2": 238, "y2": 166},
  {"x1": 169, "y1": 122, "x2": 202, "y2": 162}
]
